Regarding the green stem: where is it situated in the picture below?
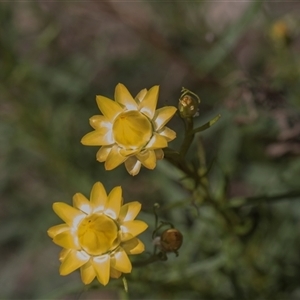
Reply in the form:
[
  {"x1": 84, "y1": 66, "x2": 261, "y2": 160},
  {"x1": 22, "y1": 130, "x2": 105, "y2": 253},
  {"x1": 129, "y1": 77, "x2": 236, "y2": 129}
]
[
  {"x1": 164, "y1": 148, "x2": 199, "y2": 181},
  {"x1": 167, "y1": 112, "x2": 240, "y2": 229},
  {"x1": 180, "y1": 117, "x2": 194, "y2": 157}
]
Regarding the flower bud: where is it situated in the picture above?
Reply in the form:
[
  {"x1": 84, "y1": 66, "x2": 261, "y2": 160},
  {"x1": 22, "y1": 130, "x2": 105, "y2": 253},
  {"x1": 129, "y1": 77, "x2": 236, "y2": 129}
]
[
  {"x1": 178, "y1": 88, "x2": 200, "y2": 118},
  {"x1": 160, "y1": 228, "x2": 183, "y2": 253}
]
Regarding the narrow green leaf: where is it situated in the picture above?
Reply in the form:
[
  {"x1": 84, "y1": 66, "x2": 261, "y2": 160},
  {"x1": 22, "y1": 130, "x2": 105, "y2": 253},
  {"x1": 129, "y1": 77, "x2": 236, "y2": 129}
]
[{"x1": 191, "y1": 114, "x2": 221, "y2": 135}]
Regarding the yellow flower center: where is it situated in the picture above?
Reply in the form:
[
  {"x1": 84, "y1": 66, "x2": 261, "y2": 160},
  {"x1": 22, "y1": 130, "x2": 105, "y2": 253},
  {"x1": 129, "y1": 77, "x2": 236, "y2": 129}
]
[
  {"x1": 113, "y1": 111, "x2": 152, "y2": 149},
  {"x1": 78, "y1": 214, "x2": 119, "y2": 256}
]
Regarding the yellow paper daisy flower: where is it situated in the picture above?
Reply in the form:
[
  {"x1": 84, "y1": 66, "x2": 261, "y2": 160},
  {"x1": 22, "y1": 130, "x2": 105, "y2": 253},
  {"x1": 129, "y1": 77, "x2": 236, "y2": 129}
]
[
  {"x1": 81, "y1": 84, "x2": 177, "y2": 176},
  {"x1": 47, "y1": 182, "x2": 148, "y2": 286}
]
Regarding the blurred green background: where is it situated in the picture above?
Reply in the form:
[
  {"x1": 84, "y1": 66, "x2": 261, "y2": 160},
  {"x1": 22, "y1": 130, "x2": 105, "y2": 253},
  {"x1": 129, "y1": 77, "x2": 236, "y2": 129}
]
[{"x1": 1, "y1": 1, "x2": 300, "y2": 299}]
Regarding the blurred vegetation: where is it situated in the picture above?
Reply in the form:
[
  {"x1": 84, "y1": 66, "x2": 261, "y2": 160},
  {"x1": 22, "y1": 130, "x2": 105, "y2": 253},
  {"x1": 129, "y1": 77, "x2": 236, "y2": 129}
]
[{"x1": 1, "y1": 1, "x2": 300, "y2": 299}]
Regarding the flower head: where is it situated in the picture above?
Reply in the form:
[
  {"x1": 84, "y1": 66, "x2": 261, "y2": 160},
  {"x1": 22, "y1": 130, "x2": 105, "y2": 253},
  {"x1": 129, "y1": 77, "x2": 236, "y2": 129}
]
[
  {"x1": 81, "y1": 84, "x2": 177, "y2": 175},
  {"x1": 47, "y1": 182, "x2": 148, "y2": 286}
]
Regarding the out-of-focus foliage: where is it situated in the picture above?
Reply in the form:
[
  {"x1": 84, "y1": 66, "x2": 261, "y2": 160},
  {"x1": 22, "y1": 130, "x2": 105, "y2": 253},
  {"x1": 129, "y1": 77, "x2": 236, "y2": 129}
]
[{"x1": 1, "y1": 1, "x2": 300, "y2": 299}]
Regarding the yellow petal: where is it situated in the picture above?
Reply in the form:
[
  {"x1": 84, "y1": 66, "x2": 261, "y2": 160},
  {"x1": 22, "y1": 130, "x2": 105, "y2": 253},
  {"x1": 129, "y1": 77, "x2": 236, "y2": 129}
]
[
  {"x1": 105, "y1": 145, "x2": 127, "y2": 170},
  {"x1": 81, "y1": 129, "x2": 114, "y2": 146},
  {"x1": 96, "y1": 95, "x2": 123, "y2": 121},
  {"x1": 96, "y1": 145, "x2": 112, "y2": 162},
  {"x1": 138, "y1": 85, "x2": 159, "y2": 119},
  {"x1": 119, "y1": 201, "x2": 141, "y2": 222},
  {"x1": 136, "y1": 150, "x2": 156, "y2": 169},
  {"x1": 89, "y1": 115, "x2": 112, "y2": 130},
  {"x1": 59, "y1": 248, "x2": 70, "y2": 262},
  {"x1": 120, "y1": 220, "x2": 148, "y2": 241},
  {"x1": 105, "y1": 186, "x2": 122, "y2": 219},
  {"x1": 92, "y1": 254, "x2": 110, "y2": 286},
  {"x1": 59, "y1": 250, "x2": 90, "y2": 276},
  {"x1": 115, "y1": 83, "x2": 138, "y2": 110},
  {"x1": 80, "y1": 260, "x2": 96, "y2": 285},
  {"x1": 155, "y1": 149, "x2": 164, "y2": 160},
  {"x1": 145, "y1": 133, "x2": 168, "y2": 149},
  {"x1": 124, "y1": 156, "x2": 142, "y2": 176},
  {"x1": 158, "y1": 126, "x2": 176, "y2": 142},
  {"x1": 90, "y1": 182, "x2": 107, "y2": 213},
  {"x1": 52, "y1": 202, "x2": 85, "y2": 227},
  {"x1": 119, "y1": 148, "x2": 140, "y2": 156},
  {"x1": 122, "y1": 238, "x2": 145, "y2": 255},
  {"x1": 111, "y1": 247, "x2": 132, "y2": 273},
  {"x1": 110, "y1": 267, "x2": 122, "y2": 279},
  {"x1": 152, "y1": 106, "x2": 177, "y2": 130},
  {"x1": 47, "y1": 224, "x2": 69, "y2": 238},
  {"x1": 53, "y1": 229, "x2": 80, "y2": 250},
  {"x1": 135, "y1": 88, "x2": 147, "y2": 103},
  {"x1": 73, "y1": 193, "x2": 92, "y2": 215}
]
